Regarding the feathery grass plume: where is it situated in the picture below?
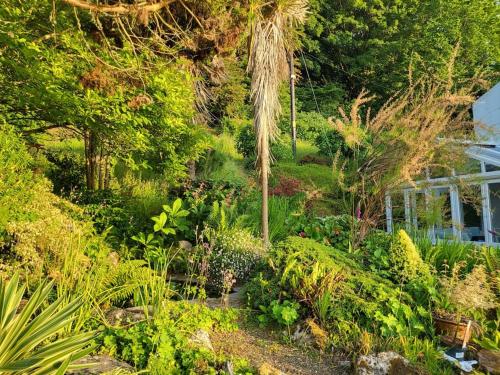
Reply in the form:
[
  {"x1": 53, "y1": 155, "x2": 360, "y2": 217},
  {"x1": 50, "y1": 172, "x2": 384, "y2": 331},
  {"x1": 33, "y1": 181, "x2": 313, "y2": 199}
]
[
  {"x1": 328, "y1": 76, "x2": 483, "y2": 241},
  {"x1": 247, "y1": 0, "x2": 308, "y2": 244}
]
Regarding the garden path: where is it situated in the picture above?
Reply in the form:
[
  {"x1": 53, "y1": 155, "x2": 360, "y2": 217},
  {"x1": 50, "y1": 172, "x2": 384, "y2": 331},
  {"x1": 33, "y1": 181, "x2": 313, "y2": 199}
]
[
  {"x1": 199, "y1": 288, "x2": 350, "y2": 375},
  {"x1": 211, "y1": 323, "x2": 350, "y2": 375}
]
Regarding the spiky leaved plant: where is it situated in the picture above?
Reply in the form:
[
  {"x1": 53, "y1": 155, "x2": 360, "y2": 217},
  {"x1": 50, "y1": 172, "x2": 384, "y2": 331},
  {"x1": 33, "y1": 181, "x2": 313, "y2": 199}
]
[
  {"x1": 247, "y1": 0, "x2": 308, "y2": 246},
  {"x1": 0, "y1": 274, "x2": 94, "y2": 374}
]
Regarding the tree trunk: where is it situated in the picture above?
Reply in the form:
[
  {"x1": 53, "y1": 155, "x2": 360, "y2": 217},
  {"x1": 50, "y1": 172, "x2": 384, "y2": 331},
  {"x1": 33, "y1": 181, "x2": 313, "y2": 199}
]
[
  {"x1": 261, "y1": 144, "x2": 270, "y2": 247},
  {"x1": 98, "y1": 145, "x2": 105, "y2": 190},
  {"x1": 104, "y1": 154, "x2": 111, "y2": 189},
  {"x1": 84, "y1": 130, "x2": 98, "y2": 190},
  {"x1": 188, "y1": 160, "x2": 196, "y2": 181}
]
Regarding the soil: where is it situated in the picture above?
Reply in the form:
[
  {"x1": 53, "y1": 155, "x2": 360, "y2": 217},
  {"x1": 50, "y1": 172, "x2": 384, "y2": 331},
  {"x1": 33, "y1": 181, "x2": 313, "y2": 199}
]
[
  {"x1": 199, "y1": 286, "x2": 351, "y2": 374},
  {"x1": 211, "y1": 321, "x2": 352, "y2": 375}
]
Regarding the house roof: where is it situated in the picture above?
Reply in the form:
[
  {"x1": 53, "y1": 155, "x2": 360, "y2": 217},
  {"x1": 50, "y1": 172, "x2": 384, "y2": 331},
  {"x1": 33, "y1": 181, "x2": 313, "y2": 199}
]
[
  {"x1": 473, "y1": 82, "x2": 500, "y2": 145},
  {"x1": 467, "y1": 145, "x2": 500, "y2": 167}
]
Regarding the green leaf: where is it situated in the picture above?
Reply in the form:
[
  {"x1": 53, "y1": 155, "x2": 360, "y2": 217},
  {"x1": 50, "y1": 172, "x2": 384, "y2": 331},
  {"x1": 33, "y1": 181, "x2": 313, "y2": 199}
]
[
  {"x1": 0, "y1": 274, "x2": 93, "y2": 373},
  {"x1": 171, "y1": 198, "x2": 182, "y2": 214},
  {"x1": 161, "y1": 227, "x2": 176, "y2": 235}
]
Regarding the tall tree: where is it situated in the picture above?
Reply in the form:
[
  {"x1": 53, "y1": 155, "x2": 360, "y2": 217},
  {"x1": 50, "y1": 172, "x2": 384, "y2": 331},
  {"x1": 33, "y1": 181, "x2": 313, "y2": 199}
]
[
  {"x1": 0, "y1": 0, "x2": 209, "y2": 189},
  {"x1": 247, "y1": 0, "x2": 308, "y2": 245},
  {"x1": 303, "y1": 0, "x2": 499, "y2": 106}
]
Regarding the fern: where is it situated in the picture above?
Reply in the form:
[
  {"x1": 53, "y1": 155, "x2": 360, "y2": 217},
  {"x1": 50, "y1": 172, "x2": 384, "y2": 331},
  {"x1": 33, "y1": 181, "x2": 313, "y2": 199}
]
[{"x1": 91, "y1": 259, "x2": 153, "y2": 305}]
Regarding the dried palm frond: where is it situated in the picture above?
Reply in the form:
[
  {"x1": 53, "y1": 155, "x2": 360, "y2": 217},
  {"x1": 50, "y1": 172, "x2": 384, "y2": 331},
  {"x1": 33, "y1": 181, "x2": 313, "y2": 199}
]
[
  {"x1": 247, "y1": 0, "x2": 308, "y2": 244},
  {"x1": 248, "y1": 0, "x2": 308, "y2": 174}
]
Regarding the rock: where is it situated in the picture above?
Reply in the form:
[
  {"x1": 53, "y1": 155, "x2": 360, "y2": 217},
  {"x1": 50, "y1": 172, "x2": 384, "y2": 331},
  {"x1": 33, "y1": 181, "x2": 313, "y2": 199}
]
[
  {"x1": 105, "y1": 306, "x2": 153, "y2": 326},
  {"x1": 204, "y1": 287, "x2": 245, "y2": 309},
  {"x1": 178, "y1": 240, "x2": 193, "y2": 251},
  {"x1": 356, "y1": 351, "x2": 418, "y2": 375},
  {"x1": 224, "y1": 361, "x2": 235, "y2": 375},
  {"x1": 291, "y1": 319, "x2": 328, "y2": 350},
  {"x1": 258, "y1": 362, "x2": 286, "y2": 375},
  {"x1": 291, "y1": 324, "x2": 314, "y2": 347},
  {"x1": 68, "y1": 355, "x2": 133, "y2": 374},
  {"x1": 188, "y1": 329, "x2": 214, "y2": 351},
  {"x1": 478, "y1": 349, "x2": 500, "y2": 374}
]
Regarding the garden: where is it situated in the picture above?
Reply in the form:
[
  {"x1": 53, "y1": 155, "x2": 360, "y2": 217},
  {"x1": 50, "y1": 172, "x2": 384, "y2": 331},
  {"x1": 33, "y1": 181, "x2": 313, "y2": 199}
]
[{"x1": 0, "y1": 0, "x2": 499, "y2": 374}]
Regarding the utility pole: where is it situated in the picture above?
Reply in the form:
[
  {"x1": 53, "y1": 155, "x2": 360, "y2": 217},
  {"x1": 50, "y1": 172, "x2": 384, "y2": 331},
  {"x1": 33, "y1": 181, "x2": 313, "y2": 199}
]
[{"x1": 289, "y1": 50, "x2": 297, "y2": 160}]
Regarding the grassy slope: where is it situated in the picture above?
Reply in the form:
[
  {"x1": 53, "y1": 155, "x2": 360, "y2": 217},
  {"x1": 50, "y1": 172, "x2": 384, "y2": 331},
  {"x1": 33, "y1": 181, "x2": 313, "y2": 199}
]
[{"x1": 271, "y1": 140, "x2": 343, "y2": 216}]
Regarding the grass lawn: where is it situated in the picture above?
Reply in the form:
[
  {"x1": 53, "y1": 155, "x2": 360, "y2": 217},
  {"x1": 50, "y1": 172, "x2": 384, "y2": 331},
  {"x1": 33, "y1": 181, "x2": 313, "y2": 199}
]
[
  {"x1": 271, "y1": 140, "x2": 346, "y2": 216},
  {"x1": 272, "y1": 140, "x2": 333, "y2": 192}
]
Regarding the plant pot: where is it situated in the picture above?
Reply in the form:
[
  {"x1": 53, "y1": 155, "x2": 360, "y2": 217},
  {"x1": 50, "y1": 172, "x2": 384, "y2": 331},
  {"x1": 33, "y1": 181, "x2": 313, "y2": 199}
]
[{"x1": 433, "y1": 314, "x2": 477, "y2": 346}]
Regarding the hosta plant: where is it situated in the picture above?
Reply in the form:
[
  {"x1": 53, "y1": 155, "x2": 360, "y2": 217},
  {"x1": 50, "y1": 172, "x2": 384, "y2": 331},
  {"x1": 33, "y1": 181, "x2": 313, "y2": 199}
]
[{"x1": 0, "y1": 274, "x2": 95, "y2": 374}]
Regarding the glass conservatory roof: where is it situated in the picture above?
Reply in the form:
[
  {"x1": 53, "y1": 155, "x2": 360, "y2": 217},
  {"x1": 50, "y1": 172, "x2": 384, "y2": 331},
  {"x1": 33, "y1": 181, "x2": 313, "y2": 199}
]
[{"x1": 466, "y1": 146, "x2": 500, "y2": 168}]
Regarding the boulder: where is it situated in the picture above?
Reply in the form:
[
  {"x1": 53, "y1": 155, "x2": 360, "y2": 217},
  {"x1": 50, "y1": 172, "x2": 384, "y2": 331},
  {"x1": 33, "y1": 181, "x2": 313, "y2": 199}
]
[
  {"x1": 105, "y1": 306, "x2": 153, "y2": 326},
  {"x1": 178, "y1": 240, "x2": 193, "y2": 251},
  {"x1": 68, "y1": 355, "x2": 133, "y2": 374},
  {"x1": 356, "y1": 351, "x2": 418, "y2": 375},
  {"x1": 478, "y1": 349, "x2": 500, "y2": 374},
  {"x1": 188, "y1": 329, "x2": 214, "y2": 351}
]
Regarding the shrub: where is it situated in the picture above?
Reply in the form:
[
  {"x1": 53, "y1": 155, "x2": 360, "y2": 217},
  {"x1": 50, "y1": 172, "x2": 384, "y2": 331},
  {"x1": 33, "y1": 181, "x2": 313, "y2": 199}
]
[
  {"x1": 248, "y1": 237, "x2": 431, "y2": 344},
  {"x1": 362, "y1": 230, "x2": 393, "y2": 277},
  {"x1": 0, "y1": 274, "x2": 94, "y2": 373},
  {"x1": 258, "y1": 299, "x2": 300, "y2": 328},
  {"x1": 236, "y1": 124, "x2": 294, "y2": 162},
  {"x1": 299, "y1": 215, "x2": 354, "y2": 252},
  {"x1": 439, "y1": 264, "x2": 498, "y2": 314},
  {"x1": 295, "y1": 111, "x2": 330, "y2": 142},
  {"x1": 389, "y1": 230, "x2": 430, "y2": 283},
  {"x1": 0, "y1": 125, "x2": 38, "y2": 230},
  {"x1": 45, "y1": 148, "x2": 86, "y2": 194},
  {"x1": 235, "y1": 124, "x2": 255, "y2": 158},
  {"x1": 271, "y1": 138, "x2": 294, "y2": 161},
  {"x1": 270, "y1": 176, "x2": 301, "y2": 197},
  {"x1": 207, "y1": 228, "x2": 265, "y2": 294},
  {"x1": 314, "y1": 129, "x2": 350, "y2": 158},
  {"x1": 98, "y1": 301, "x2": 243, "y2": 372},
  {"x1": 0, "y1": 127, "x2": 103, "y2": 282}
]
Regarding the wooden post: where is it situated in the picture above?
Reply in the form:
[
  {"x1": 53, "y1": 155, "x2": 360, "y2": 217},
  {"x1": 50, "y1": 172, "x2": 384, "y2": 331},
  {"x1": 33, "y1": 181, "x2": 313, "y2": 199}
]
[{"x1": 289, "y1": 50, "x2": 297, "y2": 161}]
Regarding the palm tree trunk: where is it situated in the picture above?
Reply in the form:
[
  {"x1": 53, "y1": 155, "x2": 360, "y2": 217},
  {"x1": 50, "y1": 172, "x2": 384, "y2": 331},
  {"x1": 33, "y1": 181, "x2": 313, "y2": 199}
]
[{"x1": 261, "y1": 137, "x2": 270, "y2": 246}]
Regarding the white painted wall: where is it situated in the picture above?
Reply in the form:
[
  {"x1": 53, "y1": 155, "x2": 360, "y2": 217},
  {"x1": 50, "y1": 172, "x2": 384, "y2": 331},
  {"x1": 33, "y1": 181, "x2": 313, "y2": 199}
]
[{"x1": 473, "y1": 82, "x2": 500, "y2": 145}]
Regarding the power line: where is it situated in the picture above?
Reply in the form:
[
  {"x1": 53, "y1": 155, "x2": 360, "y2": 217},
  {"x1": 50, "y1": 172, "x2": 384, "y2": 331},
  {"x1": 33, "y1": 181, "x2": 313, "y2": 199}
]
[
  {"x1": 299, "y1": 49, "x2": 321, "y2": 114},
  {"x1": 299, "y1": 49, "x2": 336, "y2": 160}
]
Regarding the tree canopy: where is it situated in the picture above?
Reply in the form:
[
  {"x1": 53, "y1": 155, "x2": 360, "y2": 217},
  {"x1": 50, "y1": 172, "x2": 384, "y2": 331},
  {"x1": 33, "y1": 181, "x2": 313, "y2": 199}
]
[{"x1": 302, "y1": 0, "x2": 500, "y2": 109}]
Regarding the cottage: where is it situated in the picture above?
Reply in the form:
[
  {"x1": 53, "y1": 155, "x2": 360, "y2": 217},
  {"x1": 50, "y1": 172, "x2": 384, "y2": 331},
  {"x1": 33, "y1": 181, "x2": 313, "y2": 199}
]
[{"x1": 386, "y1": 83, "x2": 500, "y2": 245}]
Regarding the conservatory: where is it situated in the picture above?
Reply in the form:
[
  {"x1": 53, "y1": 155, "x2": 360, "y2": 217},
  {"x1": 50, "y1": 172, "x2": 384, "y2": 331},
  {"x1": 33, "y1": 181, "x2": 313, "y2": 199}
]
[{"x1": 385, "y1": 83, "x2": 500, "y2": 246}]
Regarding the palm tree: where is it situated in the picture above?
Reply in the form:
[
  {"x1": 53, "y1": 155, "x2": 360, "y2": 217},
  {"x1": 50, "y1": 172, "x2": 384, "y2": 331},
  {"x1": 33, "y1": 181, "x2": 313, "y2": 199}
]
[{"x1": 247, "y1": 0, "x2": 308, "y2": 246}]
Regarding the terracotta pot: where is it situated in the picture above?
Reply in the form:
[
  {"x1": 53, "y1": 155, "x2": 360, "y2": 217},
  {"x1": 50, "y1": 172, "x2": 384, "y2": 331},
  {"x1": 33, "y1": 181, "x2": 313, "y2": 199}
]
[{"x1": 433, "y1": 315, "x2": 475, "y2": 346}]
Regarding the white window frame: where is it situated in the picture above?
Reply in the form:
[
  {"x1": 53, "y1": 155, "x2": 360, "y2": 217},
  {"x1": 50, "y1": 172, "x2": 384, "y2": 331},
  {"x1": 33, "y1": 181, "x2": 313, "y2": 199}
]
[{"x1": 386, "y1": 168, "x2": 500, "y2": 247}]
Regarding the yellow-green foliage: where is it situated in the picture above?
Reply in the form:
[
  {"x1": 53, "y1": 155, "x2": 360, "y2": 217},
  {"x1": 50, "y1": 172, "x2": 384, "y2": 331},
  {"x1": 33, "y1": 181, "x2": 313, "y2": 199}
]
[
  {"x1": 3, "y1": 190, "x2": 93, "y2": 281},
  {"x1": 0, "y1": 126, "x2": 103, "y2": 282},
  {"x1": 389, "y1": 229, "x2": 429, "y2": 282},
  {"x1": 266, "y1": 237, "x2": 432, "y2": 341}
]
